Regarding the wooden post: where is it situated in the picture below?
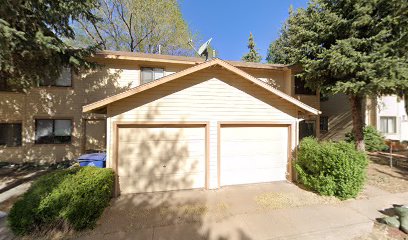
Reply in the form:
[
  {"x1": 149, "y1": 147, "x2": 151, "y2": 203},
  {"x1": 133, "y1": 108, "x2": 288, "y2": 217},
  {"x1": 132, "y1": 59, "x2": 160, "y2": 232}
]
[{"x1": 389, "y1": 143, "x2": 393, "y2": 168}]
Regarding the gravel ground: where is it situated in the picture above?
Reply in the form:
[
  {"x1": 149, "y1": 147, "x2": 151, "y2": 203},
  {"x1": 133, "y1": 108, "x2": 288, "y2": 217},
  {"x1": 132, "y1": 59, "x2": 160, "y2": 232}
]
[
  {"x1": 360, "y1": 153, "x2": 408, "y2": 239},
  {"x1": 254, "y1": 190, "x2": 340, "y2": 210},
  {"x1": 367, "y1": 154, "x2": 408, "y2": 193}
]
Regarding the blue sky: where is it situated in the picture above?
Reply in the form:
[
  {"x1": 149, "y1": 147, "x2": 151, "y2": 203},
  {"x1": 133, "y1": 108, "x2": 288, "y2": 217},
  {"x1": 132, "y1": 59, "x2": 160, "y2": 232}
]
[{"x1": 179, "y1": 0, "x2": 308, "y2": 62}]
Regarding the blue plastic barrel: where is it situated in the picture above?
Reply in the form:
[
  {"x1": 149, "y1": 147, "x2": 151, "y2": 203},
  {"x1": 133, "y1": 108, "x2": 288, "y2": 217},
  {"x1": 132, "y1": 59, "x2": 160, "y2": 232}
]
[{"x1": 77, "y1": 153, "x2": 106, "y2": 168}]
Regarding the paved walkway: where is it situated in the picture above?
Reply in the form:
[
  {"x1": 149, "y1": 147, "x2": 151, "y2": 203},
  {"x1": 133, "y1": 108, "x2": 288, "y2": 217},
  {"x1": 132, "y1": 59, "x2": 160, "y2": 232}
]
[
  {"x1": 69, "y1": 182, "x2": 408, "y2": 240},
  {"x1": 1, "y1": 182, "x2": 406, "y2": 240}
]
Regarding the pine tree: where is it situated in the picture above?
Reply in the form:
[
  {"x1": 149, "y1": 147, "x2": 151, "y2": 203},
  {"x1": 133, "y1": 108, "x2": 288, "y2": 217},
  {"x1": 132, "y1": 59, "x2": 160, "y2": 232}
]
[
  {"x1": 267, "y1": 0, "x2": 408, "y2": 151},
  {"x1": 0, "y1": 0, "x2": 100, "y2": 90},
  {"x1": 242, "y1": 33, "x2": 262, "y2": 63}
]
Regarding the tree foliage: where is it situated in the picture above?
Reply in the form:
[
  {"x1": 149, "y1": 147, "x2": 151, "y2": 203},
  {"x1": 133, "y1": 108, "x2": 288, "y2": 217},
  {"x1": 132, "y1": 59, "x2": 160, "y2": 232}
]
[
  {"x1": 0, "y1": 0, "x2": 100, "y2": 90},
  {"x1": 267, "y1": 0, "x2": 408, "y2": 150},
  {"x1": 345, "y1": 125, "x2": 388, "y2": 152},
  {"x1": 71, "y1": 0, "x2": 195, "y2": 55},
  {"x1": 242, "y1": 33, "x2": 262, "y2": 63}
]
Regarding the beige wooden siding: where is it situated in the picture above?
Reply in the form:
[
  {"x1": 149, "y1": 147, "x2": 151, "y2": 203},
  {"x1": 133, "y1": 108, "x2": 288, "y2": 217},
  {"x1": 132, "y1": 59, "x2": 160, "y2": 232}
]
[
  {"x1": 107, "y1": 67, "x2": 298, "y2": 189},
  {"x1": 220, "y1": 126, "x2": 289, "y2": 186},
  {"x1": 117, "y1": 126, "x2": 206, "y2": 194}
]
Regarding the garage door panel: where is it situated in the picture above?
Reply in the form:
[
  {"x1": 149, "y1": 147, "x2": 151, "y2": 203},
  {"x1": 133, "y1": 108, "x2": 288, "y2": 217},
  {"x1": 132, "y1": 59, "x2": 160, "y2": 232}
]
[
  {"x1": 220, "y1": 126, "x2": 289, "y2": 186},
  {"x1": 221, "y1": 168, "x2": 287, "y2": 186},
  {"x1": 118, "y1": 141, "x2": 205, "y2": 154},
  {"x1": 221, "y1": 127, "x2": 287, "y2": 140},
  {"x1": 221, "y1": 142, "x2": 287, "y2": 155},
  {"x1": 119, "y1": 127, "x2": 204, "y2": 141},
  {"x1": 119, "y1": 172, "x2": 205, "y2": 193},
  {"x1": 118, "y1": 156, "x2": 205, "y2": 176},
  {"x1": 221, "y1": 156, "x2": 287, "y2": 169},
  {"x1": 118, "y1": 126, "x2": 206, "y2": 194}
]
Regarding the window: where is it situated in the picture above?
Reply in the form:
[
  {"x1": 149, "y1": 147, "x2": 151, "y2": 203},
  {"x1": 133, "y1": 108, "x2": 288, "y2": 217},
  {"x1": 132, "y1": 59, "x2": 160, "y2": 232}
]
[
  {"x1": 39, "y1": 68, "x2": 72, "y2": 87},
  {"x1": 294, "y1": 76, "x2": 316, "y2": 95},
  {"x1": 0, "y1": 79, "x2": 10, "y2": 91},
  {"x1": 320, "y1": 116, "x2": 329, "y2": 132},
  {"x1": 299, "y1": 120, "x2": 316, "y2": 139},
  {"x1": 35, "y1": 119, "x2": 72, "y2": 144},
  {"x1": 380, "y1": 117, "x2": 397, "y2": 134},
  {"x1": 0, "y1": 123, "x2": 22, "y2": 147},
  {"x1": 141, "y1": 68, "x2": 164, "y2": 84},
  {"x1": 0, "y1": 79, "x2": 21, "y2": 92}
]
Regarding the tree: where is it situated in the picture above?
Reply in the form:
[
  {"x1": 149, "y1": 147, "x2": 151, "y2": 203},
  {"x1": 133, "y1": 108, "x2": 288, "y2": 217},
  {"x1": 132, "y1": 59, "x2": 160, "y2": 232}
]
[
  {"x1": 267, "y1": 0, "x2": 408, "y2": 151},
  {"x1": 71, "y1": 0, "x2": 195, "y2": 56},
  {"x1": 242, "y1": 33, "x2": 262, "y2": 63},
  {"x1": 0, "y1": 0, "x2": 100, "y2": 90}
]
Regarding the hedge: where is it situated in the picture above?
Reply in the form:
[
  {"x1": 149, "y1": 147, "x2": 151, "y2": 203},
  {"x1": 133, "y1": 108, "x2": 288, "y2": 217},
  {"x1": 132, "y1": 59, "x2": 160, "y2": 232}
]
[
  {"x1": 295, "y1": 137, "x2": 368, "y2": 200},
  {"x1": 8, "y1": 167, "x2": 114, "y2": 236}
]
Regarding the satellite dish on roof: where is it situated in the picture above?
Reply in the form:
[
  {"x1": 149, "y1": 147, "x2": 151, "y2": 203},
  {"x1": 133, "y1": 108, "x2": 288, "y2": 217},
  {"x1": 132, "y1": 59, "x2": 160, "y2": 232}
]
[{"x1": 188, "y1": 38, "x2": 213, "y2": 61}]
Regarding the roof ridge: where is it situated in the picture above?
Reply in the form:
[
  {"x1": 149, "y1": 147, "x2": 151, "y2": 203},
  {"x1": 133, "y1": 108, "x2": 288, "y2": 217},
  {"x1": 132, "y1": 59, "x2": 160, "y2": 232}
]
[{"x1": 83, "y1": 58, "x2": 320, "y2": 115}]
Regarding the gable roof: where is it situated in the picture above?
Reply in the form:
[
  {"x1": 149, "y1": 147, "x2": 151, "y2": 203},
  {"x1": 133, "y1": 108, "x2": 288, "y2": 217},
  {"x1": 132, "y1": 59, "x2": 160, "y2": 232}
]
[
  {"x1": 94, "y1": 51, "x2": 289, "y2": 70},
  {"x1": 83, "y1": 58, "x2": 321, "y2": 115}
]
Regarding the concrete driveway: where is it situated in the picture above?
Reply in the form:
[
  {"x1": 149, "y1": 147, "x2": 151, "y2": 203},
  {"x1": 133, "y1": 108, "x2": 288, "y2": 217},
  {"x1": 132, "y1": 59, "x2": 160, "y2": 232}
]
[{"x1": 73, "y1": 182, "x2": 408, "y2": 240}]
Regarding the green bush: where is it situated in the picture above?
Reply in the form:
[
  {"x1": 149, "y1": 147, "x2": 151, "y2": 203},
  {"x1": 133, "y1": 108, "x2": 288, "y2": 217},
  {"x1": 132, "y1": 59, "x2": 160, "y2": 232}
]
[
  {"x1": 345, "y1": 125, "x2": 388, "y2": 152},
  {"x1": 8, "y1": 167, "x2": 114, "y2": 236},
  {"x1": 295, "y1": 137, "x2": 368, "y2": 200}
]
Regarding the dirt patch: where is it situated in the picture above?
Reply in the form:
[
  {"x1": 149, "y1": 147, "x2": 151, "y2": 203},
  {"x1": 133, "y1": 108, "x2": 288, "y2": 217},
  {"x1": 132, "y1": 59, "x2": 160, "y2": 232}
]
[
  {"x1": 0, "y1": 195, "x2": 20, "y2": 212},
  {"x1": 254, "y1": 190, "x2": 340, "y2": 210},
  {"x1": 367, "y1": 154, "x2": 408, "y2": 193}
]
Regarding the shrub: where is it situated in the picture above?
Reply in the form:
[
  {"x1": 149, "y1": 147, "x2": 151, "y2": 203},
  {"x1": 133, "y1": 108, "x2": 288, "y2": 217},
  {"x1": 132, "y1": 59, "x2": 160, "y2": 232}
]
[
  {"x1": 295, "y1": 137, "x2": 368, "y2": 200},
  {"x1": 345, "y1": 125, "x2": 388, "y2": 152},
  {"x1": 8, "y1": 167, "x2": 114, "y2": 236}
]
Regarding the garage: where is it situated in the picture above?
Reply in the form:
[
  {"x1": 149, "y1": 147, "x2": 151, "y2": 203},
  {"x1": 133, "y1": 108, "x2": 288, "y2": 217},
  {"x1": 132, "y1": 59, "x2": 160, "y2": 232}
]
[
  {"x1": 116, "y1": 124, "x2": 207, "y2": 194},
  {"x1": 83, "y1": 58, "x2": 320, "y2": 195},
  {"x1": 219, "y1": 124, "x2": 290, "y2": 186}
]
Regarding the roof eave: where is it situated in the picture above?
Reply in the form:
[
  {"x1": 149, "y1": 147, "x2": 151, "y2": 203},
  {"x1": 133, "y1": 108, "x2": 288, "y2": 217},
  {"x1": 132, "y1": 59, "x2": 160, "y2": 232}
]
[{"x1": 83, "y1": 58, "x2": 320, "y2": 115}]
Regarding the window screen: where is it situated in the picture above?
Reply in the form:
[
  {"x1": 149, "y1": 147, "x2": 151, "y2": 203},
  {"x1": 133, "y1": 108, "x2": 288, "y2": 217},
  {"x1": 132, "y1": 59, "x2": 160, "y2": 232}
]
[
  {"x1": 40, "y1": 67, "x2": 72, "y2": 87},
  {"x1": 0, "y1": 123, "x2": 22, "y2": 147},
  {"x1": 380, "y1": 117, "x2": 396, "y2": 134},
  {"x1": 35, "y1": 119, "x2": 72, "y2": 144},
  {"x1": 141, "y1": 68, "x2": 164, "y2": 84}
]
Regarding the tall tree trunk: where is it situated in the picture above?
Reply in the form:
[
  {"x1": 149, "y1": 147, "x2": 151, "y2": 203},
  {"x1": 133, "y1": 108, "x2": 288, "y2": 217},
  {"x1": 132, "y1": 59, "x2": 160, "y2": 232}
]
[{"x1": 349, "y1": 95, "x2": 365, "y2": 151}]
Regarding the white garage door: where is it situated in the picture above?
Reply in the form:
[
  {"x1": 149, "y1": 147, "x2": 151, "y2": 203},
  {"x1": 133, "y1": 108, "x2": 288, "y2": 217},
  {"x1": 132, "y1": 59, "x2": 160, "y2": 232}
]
[
  {"x1": 117, "y1": 125, "x2": 206, "y2": 194},
  {"x1": 220, "y1": 125, "x2": 288, "y2": 186}
]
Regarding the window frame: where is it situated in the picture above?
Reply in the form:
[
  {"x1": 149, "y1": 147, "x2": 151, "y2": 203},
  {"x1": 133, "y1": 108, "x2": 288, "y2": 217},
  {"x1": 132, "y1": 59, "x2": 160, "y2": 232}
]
[
  {"x1": 320, "y1": 116, "x2": 329, "y2": 132},
  {"x1": 38, "y1": 68, "x2": 73, "y2": 88},
  {"x1": 0, "y1": 79, "x2": 23, "y2": 92},
  {"x1": 0, "y1": 122, "x2": 23, "y2": 147},
  {"x1": 34, "y1": 118, "x2": 73, "y2": 145},
  {"x1": 379, "y1": 116, "x2": 397, "y2": 134},
  {"x1": 294, "y1": 76, "x2": 316, "y2": 95},
  {"x1": 299, "y1": 120, "x2": 317, "y2": 139},
  {"x1": 140, "y1": 67, "x2": 165, "y2": 84}
]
